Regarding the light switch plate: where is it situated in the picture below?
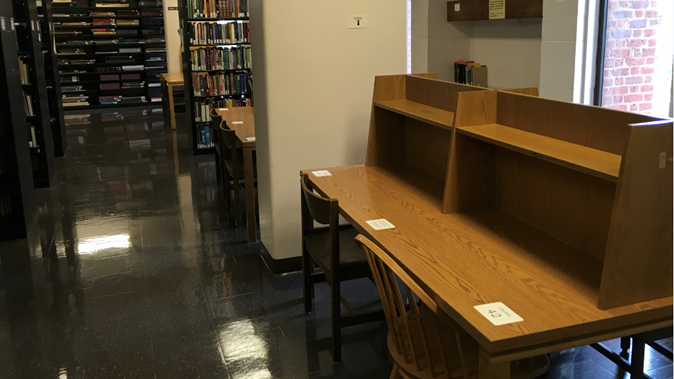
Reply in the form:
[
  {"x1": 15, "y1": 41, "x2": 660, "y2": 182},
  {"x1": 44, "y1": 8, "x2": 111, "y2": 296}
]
[{"x1": 348, "y1": 14, "x2": 368, "y2": 29}]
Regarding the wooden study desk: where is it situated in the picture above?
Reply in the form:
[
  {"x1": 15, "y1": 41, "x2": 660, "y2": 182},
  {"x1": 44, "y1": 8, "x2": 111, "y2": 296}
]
[
  {"x1": 300, "y1": 74, "x2": 673, "y2": 378},
  {"x1": 215, "y1": 107, "x2": 257, "y2": 242},
  {"x1": 301, "y1": 165, "x2": 673, "y2": 378},
  {"x1": 160, "y1": 73, "x2": 184, "y2": 130}
]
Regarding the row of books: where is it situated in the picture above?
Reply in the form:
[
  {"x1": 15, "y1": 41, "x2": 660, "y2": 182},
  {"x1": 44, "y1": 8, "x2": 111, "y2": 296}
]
[
  {"x1": 99, "y1": 95, "x2": 147, "y2": 105},
  {"x1": 95, "y1": 64, "x2": 145, "y2": 72},
  {"x1": 191, "y1": 72, "x2": 249, "y2": 97},
  {"x1": 454, "y1": 60, "x2": 488, "y2": 87},
  {"x1": 19, "y1": 58, "x2": 31, "y2": 85},
  {"x1": 27, "y1": 124, "x2": 38, "y2": 148},
  {"x1": 55, "y1": 10, "x2": 157, "y2": 18},
  {"x1": 196, "y1": 125, "x2": 214, "y2": 149},
  {"x1": 189, "y1": 21, "x2": 249, "y2": 45},
  {"x1": 62, "y1": 95, "x2": 90, "y2": 107},
  {"x1": 23, "y1": 93, "x2": 35, "y2": 117},
  {"x1": 190, "y1": 46, "x2": 251, "y2": 71},
  {"x1": 56, "y1": 38, "x2": 165, "y2": 46},
  {"x1": 187, "y1": 0, "x2": 249, "y2": 19},
  {"x1": 93, "y1": 19, "x2": 140, "y2": 26},
  {"x1": 193, "y1": 98, "x2": 252, "y2": 122}
]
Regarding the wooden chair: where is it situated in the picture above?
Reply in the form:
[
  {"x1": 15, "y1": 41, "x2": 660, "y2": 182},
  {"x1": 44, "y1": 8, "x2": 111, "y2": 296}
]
[
  {"x1": 300, "y1": 173, "x2": 384, "y2": 362},
  {"x1": 354, "y1": 234, "x2": 549, "y2": 379},
  {"x1": 210, "y1": 108, "x2": 222, "y2": 183},
  {"x1": 217, "y1": 120, "x2": 255, "y2": 226}
]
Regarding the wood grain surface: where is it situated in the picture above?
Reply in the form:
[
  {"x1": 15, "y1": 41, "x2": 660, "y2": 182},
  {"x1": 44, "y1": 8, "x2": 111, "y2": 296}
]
[
  {"x1": 215, "y1": 106, "x2": 255, "y2": 148},
  {"x1": 301, "y1": 165, "x2": 672, "y2": 354}
]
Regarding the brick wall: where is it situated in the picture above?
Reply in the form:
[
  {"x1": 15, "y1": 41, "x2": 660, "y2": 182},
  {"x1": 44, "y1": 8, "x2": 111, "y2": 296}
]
[{"x1": 602, "y1": 0, "x2": 661, "y2": 114}]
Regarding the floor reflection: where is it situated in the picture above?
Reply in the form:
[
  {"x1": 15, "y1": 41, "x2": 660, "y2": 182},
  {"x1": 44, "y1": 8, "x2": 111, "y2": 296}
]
[{"x1": 0, "y1": 106, "x2": 671, "y2": 379}]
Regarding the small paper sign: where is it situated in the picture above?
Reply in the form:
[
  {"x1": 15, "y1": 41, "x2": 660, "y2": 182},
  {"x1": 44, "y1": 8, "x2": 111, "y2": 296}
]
[
  {"x1": 312, "y1": 170, "x2": 332, "y2": 177},
  {"x1": 366, "y1": 219, "x2": 395, "y2": 230},
  {"x1": 231, "y1": 121, "x2": 244, "y2": 124},
  {"x1": 218, "y1": 108, "x2": 229, "y2": 111},
  {"x1": 489, "y1": 0, "x2": 506, "y2": 19},
  {"x1": 246, "y1": 137, "x2": 256, "y2": 141},
  {"x1": 474, "y1": 302, "x2": 523, "y2": 326}
]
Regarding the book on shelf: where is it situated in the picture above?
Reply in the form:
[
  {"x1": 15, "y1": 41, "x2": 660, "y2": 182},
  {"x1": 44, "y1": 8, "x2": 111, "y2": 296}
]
[
  {"x1": 122, "y1": 81, "x2": 145, "y2": 88},
  {"x1": 453, "y1": 60, "x2": 488, "y2": 87},
  {"x1": 190, "y1": 46, "x2": 251, "y2": 71},
  {"x1": 121, "y1": 73, "x2": 141, "y2": 80},
  {"x1": 151, "y1": 97, "x2": 161, "y2": 102},
  {"x1": 54, "y1": 31, "x2": 83, "y2": 35},
  {"x1": 188, "y1": 21, "x2": 250, "y2": 45},
  {"x1": 138, "y1": 1, "x2": 162, "y2": 7},
  {"x1": 61, "y1": 76, "x2": 80, "y2": 82},
  {"x1": 93, "y1": 19, "x2": 116, "y2": 25},
  {"x1": 28, "y1": 125, "x2": 37, "y2": 148},
  {"x1": 191, "y1": 72, "x2": 248, "y2": 96},
  {"x1": 145, "y1": 38, "x2": 165, "y2": 43},
  {"x1": 90, "y1": 11, "x2": 116, "y2": 16},
  {"x1": 117, "y1": 30, "x2": 140, "y2": 36},
  {"x1": 187, "y1": 0, "x2": 249, "y2": 19},
  {"x1": 141, "y1": 11, "x2": 162, "y2": 16},
  {"x1": 100, "y1": 82, "x2": 121, "y2": 89},
  {"x1": 23, "y1": 93, "x2": 35, "y2": 116},
  {"x1": 62, "y1": 94, "x2": 90, "y2": 107},
  {"x1": 121, "y1": 96, "x2": 146, "y2": 103},
  {"x1": 95, "y1": 3, "x2": 131, "y2": 7},
  {"x1": 61, "y1": 85, "x2": 84, "y2": 92},
  {"x1": 119, "y1": 10, "x2": 140, "y2": 17},
  {"x1": 148, "y1": 83, "x2": 161, "y2": 87},
  {"x1": 19, "y1": 59, "x2": 30, "y2": 85},
  {"x1": 60, "y1": 22, "x2": 91, "y2": 26},
  {"x1": 99, "y1": 95, "x2": 122, "y2": 104},
  {"x1": 100, "y1": 74, "x2": 120, "y2": 81}
]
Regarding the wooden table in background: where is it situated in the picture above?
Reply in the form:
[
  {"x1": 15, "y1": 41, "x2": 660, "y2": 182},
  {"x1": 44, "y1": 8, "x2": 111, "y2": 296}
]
[
  {"x1": 215, "y1": 107, "x2": 257, "y2": 243},
  {"x1": 301, "y1": 165, "x2": 673, "y2": 379},
  {"x1": 160, "y1": 73, "x2": 184, "y2": 130}
]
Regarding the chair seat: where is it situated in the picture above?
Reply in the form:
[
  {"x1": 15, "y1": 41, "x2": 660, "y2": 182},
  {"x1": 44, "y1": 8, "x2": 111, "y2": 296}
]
[{"x1": 303, "y1": 226, "x2": 367, "y2": 273}]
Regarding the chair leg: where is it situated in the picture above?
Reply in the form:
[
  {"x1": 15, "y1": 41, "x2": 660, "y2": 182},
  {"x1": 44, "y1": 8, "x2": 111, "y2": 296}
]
[
  {"x1": 389, "y1": 363, "x2": 400, "y2": 379},
  {"x1": 331, "y1": 277, "x2": 342, "y2": 362},
  {"x1": 232, "y1": 174, "x2": 242, "y2": 227},
  {"x1": 620, "y1": 336, "x2": 631, "y2": 358},
  {"x1": 302, "y1": 246, "x2": 313, "y2": 313},
  {"x1": 222, "y1": 170, "x2": 232, "y2": 207},
  {"x1": 631, "y1": 334, "x2": 646, "y2": 379}
]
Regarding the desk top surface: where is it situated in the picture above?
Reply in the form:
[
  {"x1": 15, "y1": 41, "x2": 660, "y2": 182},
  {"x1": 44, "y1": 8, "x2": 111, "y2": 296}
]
[
  {"x1": 301, "y1": 164, "x2": 673, "y2": 354},
  {"x1": 215, "y1": 107, "x2": 255, "y2": 148},
  {"x1": 160, "y1": 73, "x2": 184, "y2": 85}
]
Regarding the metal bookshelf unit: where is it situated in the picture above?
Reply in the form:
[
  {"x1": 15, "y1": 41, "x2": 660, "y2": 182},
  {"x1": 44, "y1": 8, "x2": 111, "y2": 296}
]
[
  {"x1": 0, "y1": 0, "x2": 38, "y2": 238},
  {"x1": 51, "y1": 0, "x2": 167, "y2": 109},
  {"x1": 14, "y1": 0, "x2": 56, "y2": 188},
  {"x1": 178, "y1": 0, "x2": 252, "y2": 155}
]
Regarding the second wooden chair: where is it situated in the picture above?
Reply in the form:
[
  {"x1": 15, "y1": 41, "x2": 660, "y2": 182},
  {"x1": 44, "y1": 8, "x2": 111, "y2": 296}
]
[
  {"x1": 217, "y1": 120, "x2": 255, "y2": 226},
  {"x1": 300, "y1": 173, "x2": 384, "y2": 362},
  {"x1": 354, "y1": 234, "x2": 549, "y2": 379}
]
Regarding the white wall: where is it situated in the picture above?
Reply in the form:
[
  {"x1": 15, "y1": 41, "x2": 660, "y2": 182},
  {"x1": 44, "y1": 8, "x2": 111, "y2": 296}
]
[
  {"x1": 250, "y1": 0, "x2": 407, "y2": 260},
  {"x1": 419, "y1": 1, "x2": 542, "y2": 88},
  {"x1": 164, "y1": 0, "x2": 182, "y2": 73}
]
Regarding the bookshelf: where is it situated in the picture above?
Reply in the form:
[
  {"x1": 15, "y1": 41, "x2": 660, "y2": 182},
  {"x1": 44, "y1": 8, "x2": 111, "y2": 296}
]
[
  {"x1": 14, "y1": 0, "x2": 56, "y2": 188},
  {"x1": 39, "y1": 0, "x2": 67, "y2": 156},
  {"x1": 0, "y1": 0, "x2": 37, "y2": 239},
  {"x1": 51, "y1": 0, "x2": 167, "y2": 109},
  {"x1": 179, "y1": 0, "x2": 252, "y2": 155}
]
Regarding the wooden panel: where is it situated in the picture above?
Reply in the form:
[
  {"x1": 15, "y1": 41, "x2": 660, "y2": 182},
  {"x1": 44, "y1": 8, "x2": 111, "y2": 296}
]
[
  {"x1": 301, "y1": 165, "x2": 672, "y2": 354},
  {"x1": 599, "y1": 120, "x2": 674, "y2": 309},
  {"x1": 366, "y1": 75, "x2": 408, "y2": 166},
  {"x1": 496, "y1": 92, "x2": 657, "y2": 155},
  {"x1": 501, "y1": 88, "x2": 539, "y2": 97},
  {"x1": 375, "y1": 100, "x2": 455, "y2": 130},
  {"x1": 444, "y1": 91, "x2": 498, "y2": 213},
  {"x1": 457, "y1": 124, "x2": 622, "y2": 182},
  {"x1": 406, "y1": 118, "x2": 452, "y2": 181},
  {"x1": 447, "y1": 0, "x2": 543, "y2": 22},
  {"x1": 406, "y1": 75, "x2": 431, "y2": 105},
  {"x1": 215, "y1": 107, "x2": 255, "y2": 148},
  {"x1": 366, "y1": 107, "x2": 407, "y2": 167}
]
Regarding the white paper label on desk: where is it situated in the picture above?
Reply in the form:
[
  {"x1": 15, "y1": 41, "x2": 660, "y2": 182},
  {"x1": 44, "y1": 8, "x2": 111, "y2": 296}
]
[
  {"x1": 231, "y1": 121, "x2": 244, "y2": 124},
  {"x1": 475, "y1": 302, "x2": 523, "y2": 326},
  {"x1": 246, "y1": 137, "x2": 256, "y2": 141},
  {"x1": 218, "y1": 108, "x2": 229, "y2": 111},
  {"x1": 366, "y1": 219, "x2": 395, "y2": 230},
  {"x1": 312, "y1": 170, "x2": 332, "y2": 177}
]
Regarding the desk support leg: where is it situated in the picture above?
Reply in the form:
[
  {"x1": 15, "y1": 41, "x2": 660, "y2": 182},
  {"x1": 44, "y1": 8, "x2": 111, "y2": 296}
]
[
  {"x1": 479, "y1": 348, "x2": 510, "y2": 379},
  {"x1": 631, "y1": 334, "x2": 646, "y2": 379},
  {"x1": 243, "y1": 148, "x2": 256, "y2": 243},
  {"x1": 168, "y1": 84, "x2": 176, "y2": 130}
]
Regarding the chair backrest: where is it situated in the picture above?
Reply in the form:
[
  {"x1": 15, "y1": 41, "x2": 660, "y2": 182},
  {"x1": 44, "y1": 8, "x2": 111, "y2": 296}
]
[
  {"x1": 300, "y1": 173, "x2": 337, "y2": 226},
  {"x1": 218, "y1": 120, "x2": 239, "y2": 166},
  {"x1": 211, "y1": 109, "x2": 222, "y2": 151},
  {"x1": 354, "y1": 234, "x2": 477, "y2": 379}
]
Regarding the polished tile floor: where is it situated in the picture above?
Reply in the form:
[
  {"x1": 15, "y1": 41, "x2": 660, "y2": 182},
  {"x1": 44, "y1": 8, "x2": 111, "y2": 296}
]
[{"x1": 0, "y1": 106, "x2": 671, "y2": 379}]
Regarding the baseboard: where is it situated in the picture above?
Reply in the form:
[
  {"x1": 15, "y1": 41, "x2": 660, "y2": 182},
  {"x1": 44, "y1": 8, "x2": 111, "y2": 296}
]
[{"x1": 259, "y1": 243, "x2": 302, "y2": 274}]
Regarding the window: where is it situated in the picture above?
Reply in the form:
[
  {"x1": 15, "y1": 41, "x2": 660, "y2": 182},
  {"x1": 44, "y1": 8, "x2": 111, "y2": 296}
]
[{"x1": 595, "y1": 0, "x2": 673, "y2": 117}]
